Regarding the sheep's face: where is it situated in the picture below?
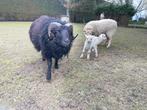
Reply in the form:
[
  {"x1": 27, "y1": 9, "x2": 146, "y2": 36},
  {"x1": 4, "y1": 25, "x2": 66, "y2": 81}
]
[
  {"x1": 83, "y1": 26, "x2": 93, "y2": 35},
  {"x1": 60, "y1": 27, "x2": 71, "y2": 47},
  {"x1": 51, "y1": 26, "x2": 71, "y2": 47}
]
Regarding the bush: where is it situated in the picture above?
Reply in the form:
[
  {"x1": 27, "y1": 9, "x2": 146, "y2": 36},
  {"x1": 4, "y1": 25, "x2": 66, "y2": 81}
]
[
  {"x1": 95, "y1": 4, "x2": 136, "y2": 26},
  {"x1": 95, "y1": 4, "x2": 136, "y2": 17}
]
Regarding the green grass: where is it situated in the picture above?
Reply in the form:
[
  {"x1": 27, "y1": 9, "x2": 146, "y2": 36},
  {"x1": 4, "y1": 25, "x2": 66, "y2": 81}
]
[
  {"x1": 0, "y1": 22, "x2": 147, "y2": 110},
  {"x1": 128, "y1": 24, "x2": 147, "y2": 29}
]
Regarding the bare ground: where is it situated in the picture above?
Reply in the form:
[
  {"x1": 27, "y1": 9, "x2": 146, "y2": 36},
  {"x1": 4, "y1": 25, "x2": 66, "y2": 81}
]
[{"x1": 0, "y1": 22, "x2": 147, "y2": 110}]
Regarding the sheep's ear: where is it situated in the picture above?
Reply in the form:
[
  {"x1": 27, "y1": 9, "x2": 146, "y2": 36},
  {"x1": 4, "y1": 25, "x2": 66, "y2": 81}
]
[{"x1": 65, "y1": 23, "x2": 73, "y2": 35}]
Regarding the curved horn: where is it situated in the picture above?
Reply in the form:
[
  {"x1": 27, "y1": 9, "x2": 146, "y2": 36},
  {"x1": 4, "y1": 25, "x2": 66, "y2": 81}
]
[
  {"x1": 65, "y1": 23, "x2": 73, "y2": 32},
  {"x1": 73, "y1": 34, "x2": 78, "y2": 40},
  {"x1": 65, "y1": 23, "x2": 72, "y2": 27},
  {"x1": 65, "y1": 23, "x2": 73, "y2": 37},
  {"x1": 48, "y1": 22, "x2": 62, "y2": 37},
  {"x1": 65, "y1": 23, "x2": 78, "y2": 40}
]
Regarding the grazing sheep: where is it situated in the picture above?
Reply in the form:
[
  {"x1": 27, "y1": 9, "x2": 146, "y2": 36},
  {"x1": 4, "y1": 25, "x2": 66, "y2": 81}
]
[
  {"x1": 83, "y1": 19, "x2": 117, "y2": 48},
  {"x1": 80, "y1": 34, "x2": 107, "y2": 60},
  {"x1": 29, "y1": 15, "x2": 78, "y2": 81}
]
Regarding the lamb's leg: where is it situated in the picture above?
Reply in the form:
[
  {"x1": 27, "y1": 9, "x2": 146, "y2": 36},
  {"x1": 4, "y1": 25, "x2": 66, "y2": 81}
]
[
  {"x1": 54, "y1": 59, "x2": 59, "y2": 69},
  {"x1": 87, "y1": 46, "x2": 92, "y2": 60},
  {"x1": 47, "y1": 58, "x2": 52, "y2": 81},
  {"x1": 94, "y1": 46, "x2": 98, "y2": 57},
  {"x1": 80, "y1": 41, "x2": 87, "y2": 58},
  {"x1": 87, "y1": 49, "x2": 91, "y2": 60}
]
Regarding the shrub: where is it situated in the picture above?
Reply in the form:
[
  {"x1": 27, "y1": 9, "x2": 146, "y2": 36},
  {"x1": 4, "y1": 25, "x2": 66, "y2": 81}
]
[{"x1": 95, "y1": 4, "x2": 136, "y2": 17}]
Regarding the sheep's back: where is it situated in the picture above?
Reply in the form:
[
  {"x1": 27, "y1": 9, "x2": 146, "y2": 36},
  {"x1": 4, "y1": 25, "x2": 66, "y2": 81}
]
[
  {"x1": 84, "y1": 19, "x2": 117, "y2": 35},
  {"x1": 29, "y1": 15, "x2": 65, "y2": 51},
  {"x1": 95, "y1": 19, "x2": 117, "y2": 33}
]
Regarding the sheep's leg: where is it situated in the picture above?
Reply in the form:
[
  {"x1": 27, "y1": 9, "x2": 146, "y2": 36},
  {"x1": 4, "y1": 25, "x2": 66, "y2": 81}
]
[
  {"x1": 80, "y1": 41, "x2": 87, "y2": 58},
  {"x1": 42, "y1": 55, "x2": 46, "y2": 61},
  {"x1": 47, "y1": 58, "x2": 52, "y2": 81},
  {"x1": 106, "y1": 29, "x2": 116, "y2": 48},
  {"x1": 54, "y1": 59, "x2": 59, "y2": 69},
  {"x1": 107, "y1": 37, "x2": 112, "y2": 48}
]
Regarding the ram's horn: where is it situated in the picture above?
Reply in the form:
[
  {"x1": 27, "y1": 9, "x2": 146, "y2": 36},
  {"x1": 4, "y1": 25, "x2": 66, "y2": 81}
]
[
  {"x1": 73, "y1": 34, "x2": 78, "y2": 40},
  {"x1": 65, "y1": 23, "x2": 73, "y2": 31},
  {"x1": 65, "y1": 23, "x2": 78, "y2": 40},
  {"x1": 48, "y1": 22, "x2": 62, "y2": 38},
  {"x1": 65, "y1": 23, "x2": 72, "y2": 26}
]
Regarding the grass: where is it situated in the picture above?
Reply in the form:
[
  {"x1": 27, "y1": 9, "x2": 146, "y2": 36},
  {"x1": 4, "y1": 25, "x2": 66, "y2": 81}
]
[
  {"x1": 0, "y1": 22, "x2": 147, "y2": 110},
  {"x1": 128, "y1": 24, "x2": 147, "y2": 29}
]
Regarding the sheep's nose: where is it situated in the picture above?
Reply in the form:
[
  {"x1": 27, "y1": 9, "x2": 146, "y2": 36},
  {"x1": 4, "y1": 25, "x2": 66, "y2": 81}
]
[{"x1": 87, "y1": 41, "x2": 91, "y2": 44}]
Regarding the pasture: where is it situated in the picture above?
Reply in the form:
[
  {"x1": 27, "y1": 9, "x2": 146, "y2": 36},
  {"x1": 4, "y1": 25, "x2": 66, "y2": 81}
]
[{"x1": 0, "y1": 22, "x2": 147, "y2": 110}]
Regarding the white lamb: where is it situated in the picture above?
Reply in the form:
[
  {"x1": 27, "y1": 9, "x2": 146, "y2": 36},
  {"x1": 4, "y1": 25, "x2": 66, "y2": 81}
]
[
  {"x1": 80, "y1": 34, "x2": 107, "y2": 60},
  {"x1": 83, "y1": 19, "x2": 117, "y2": 48}
]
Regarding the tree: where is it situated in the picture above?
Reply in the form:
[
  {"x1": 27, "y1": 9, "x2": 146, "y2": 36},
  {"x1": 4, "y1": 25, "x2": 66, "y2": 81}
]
[
  {"x1": 106, "y1": 0, "x2": 147, "y2": 13},
  {"x1": 95, "y1": 2, "x2": 136, "y2": 26},
  {"x1": 60, "y1": 0, "x2": 98, "y2": 22},
  {"x1": 58, "y1": 0, "x2": 79, "y2": 16}
]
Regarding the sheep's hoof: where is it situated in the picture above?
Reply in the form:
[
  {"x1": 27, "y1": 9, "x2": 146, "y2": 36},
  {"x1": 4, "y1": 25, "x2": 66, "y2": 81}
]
[
  {"x1": 95, "y1": 55, "x2": 98, "y2": 57},
  {"x1": 54, "y1": 65, "x2": 59, "y2": 69},
  {"x1": 46, "y1": 78, "x2": 51, "y2": 82},
  {"x1": 46, "y1": 74, "x2": 51, "y2": 81},
  {"x1": 87, "y1": 56, "x2": 90, "y2": 60},
  {"x1": 42, "y1": 58, "x2": 46, "y2": 61},
  {"x1": 47, "y1": 80, "x2": 52, "y2": 83},
  {"x1": 106, "y1": 45, "x2": 110, "y2": 48},
  {"x1": 80, "y1": 54, "x2": 84, "y2": 58}
]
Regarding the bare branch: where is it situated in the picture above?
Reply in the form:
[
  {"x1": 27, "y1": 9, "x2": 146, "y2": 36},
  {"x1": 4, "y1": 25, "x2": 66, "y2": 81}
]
[{"x1": 135, "y1": 0, "x2": 144, "y2": 11}]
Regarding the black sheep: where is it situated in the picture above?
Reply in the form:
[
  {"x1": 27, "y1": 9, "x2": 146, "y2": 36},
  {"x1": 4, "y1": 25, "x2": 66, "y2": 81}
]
[{"x1": 29, "y1": 15, "x2": 77, "y2": 80}]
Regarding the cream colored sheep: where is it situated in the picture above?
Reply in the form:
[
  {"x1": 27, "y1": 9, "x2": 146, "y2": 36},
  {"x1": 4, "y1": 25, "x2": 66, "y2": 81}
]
[{"x1": 83, "y1": 19, "x2": 117, "y2": 48}]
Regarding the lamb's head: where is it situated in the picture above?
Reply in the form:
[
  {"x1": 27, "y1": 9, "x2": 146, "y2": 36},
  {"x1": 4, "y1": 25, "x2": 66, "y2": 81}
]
[
  {"x1": 99, "y1": 34, "x2": 107, "y2": 40},
  {"x1": 48, "y1": 22, "x2": 78, "y2": 47},
  {"x1": 85, "y1": 35, "x2": 96, "y2": 44}
]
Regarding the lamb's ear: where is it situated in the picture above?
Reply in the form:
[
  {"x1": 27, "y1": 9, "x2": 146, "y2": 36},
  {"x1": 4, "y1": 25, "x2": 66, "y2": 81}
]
[
  {"x1": 48, "y1": 22, "x2": 62, "y2": 39},
  {"x1": 85, "y1": 34, "x2": 89, "y2": 38}
]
